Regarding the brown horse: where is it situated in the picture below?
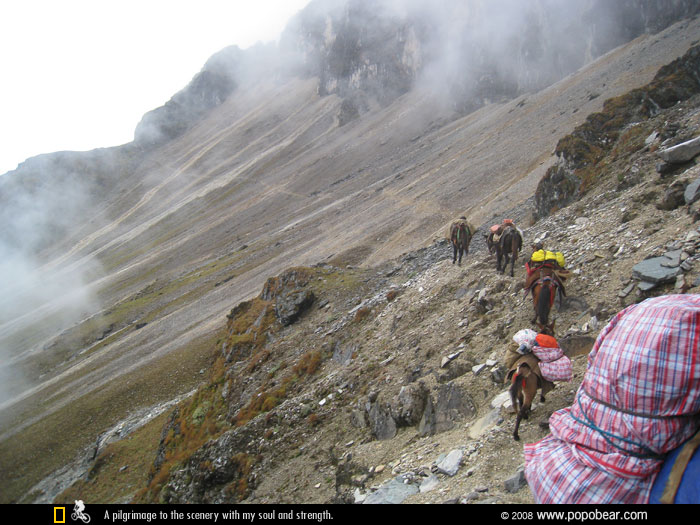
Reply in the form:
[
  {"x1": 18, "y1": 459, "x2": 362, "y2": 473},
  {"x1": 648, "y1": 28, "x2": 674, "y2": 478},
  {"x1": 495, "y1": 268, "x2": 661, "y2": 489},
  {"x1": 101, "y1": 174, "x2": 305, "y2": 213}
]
[
  {"x1": 508, "y1": 360, "x2": 552, "y2": 441},
  {"x1": 487, "y1": 231, "x2": 497, "y2": 255},
  {"x1": 496, "y1": 226, "x2": 522, "y2": 276},
  {"x1": 530, "y1": 266, "x2": 559, "y2": 333},
  {"x1": 450, "y1": 221, "x2": 473, "y2": 265}
]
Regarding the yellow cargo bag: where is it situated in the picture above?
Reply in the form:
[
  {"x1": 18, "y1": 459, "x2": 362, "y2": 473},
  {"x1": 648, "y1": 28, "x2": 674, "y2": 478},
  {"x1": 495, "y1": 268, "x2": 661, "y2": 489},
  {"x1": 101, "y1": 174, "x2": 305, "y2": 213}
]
[
  {"x1": 555, "y1": 252, "x2": 566, "y2": 268},
  {"x1": 531, "y1": 249, "x2": 546, "y2": 262},
  {"x1": 545, "y1": 250, "x2": 557, "y2": 262}
]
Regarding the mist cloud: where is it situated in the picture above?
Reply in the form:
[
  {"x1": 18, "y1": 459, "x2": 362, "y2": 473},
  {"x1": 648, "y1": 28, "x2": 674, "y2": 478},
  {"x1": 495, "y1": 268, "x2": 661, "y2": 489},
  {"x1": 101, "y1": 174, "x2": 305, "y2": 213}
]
[
  {"x1": 280, "y1": 0, "x2": 676, "y2": 114},
  {"x1": 0, "y1": 155, "x2": 103, "y2": 407}
]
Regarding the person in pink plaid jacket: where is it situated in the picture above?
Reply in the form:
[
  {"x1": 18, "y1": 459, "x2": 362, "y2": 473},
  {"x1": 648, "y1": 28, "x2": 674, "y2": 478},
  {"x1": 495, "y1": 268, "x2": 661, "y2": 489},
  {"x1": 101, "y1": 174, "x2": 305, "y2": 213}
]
[{"x1": 524, "y1": 294, "x2": 700, "y2": 504}]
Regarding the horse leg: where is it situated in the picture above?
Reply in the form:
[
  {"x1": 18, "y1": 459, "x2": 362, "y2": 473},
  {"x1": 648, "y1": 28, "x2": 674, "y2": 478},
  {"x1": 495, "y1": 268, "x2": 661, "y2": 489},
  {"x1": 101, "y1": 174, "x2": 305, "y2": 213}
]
[
  {"x1": 510, "y1": 381, "x2": 523, "y2": 441},
  {"x1": 452, "y1": 243, "x2": 457, "y2": 264},
  {"x1": 531, "y1": 287, "x2": 540, "y2": 324},
  {"x1": 513, "y1": 410, "x2": 523, "y2": 441},
  {"x1": 513, "y1": 401, "x2": 532, "y2": 441},
  {"x1": 457, "y1": 247, "x2": 463, "y2": 266},
  {"x1": 510, "y1": 252, "x2": 516, "y2": 277},
  {"x1": 535, "y1": 282, "x2": 551, "y2": 326}
]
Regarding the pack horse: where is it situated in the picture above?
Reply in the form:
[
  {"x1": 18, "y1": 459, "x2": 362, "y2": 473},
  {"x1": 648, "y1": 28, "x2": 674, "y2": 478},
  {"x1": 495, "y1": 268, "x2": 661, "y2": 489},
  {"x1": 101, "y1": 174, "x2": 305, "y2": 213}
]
[
  {"x1": 450, "y1": 218, "x2": 473, "y2": 266},
  {"x1": 496, "y1": 225, "x2": 522, "y2": 276}
]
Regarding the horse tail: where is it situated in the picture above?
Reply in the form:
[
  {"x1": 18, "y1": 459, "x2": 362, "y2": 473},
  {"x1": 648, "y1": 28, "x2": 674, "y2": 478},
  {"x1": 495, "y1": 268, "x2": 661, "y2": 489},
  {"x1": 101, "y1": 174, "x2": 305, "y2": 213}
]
[
  {"x1": 536, "y1": 280, "x2": 551, "y2": 325},
  {"x1": 499, "y1": 230, "x2": 508, "y2": 252},
  {"x1": 509, "y1": 372, "x2": 522, "y2": 408}
]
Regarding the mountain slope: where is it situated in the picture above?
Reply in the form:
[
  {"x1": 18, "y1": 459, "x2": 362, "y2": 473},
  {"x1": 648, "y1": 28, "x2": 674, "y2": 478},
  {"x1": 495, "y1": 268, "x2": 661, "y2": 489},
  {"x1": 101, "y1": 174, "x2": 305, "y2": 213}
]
[
  {"x1": 1, "y1": 2, "x2": 700, "y2": 504},
  {"x1": 60, "y1": 79, "x2": 700, "y2": 504},
  {"x1": 114, "y1": 49, "x2": 700, "y2": 503}
]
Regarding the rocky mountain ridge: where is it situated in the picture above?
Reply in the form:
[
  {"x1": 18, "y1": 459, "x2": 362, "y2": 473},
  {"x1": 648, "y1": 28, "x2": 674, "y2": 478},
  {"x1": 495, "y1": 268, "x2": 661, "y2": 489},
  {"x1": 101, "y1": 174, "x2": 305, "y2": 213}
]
[
  {"x1": 4, "y1": 1, "x2": 700, "y2": 256},
  {"x1": 2, "y1": 0, "x2": 700, "y2": 505},
  {"x1": 54, "y1": 57, "x2": 700, "y2": 503}
]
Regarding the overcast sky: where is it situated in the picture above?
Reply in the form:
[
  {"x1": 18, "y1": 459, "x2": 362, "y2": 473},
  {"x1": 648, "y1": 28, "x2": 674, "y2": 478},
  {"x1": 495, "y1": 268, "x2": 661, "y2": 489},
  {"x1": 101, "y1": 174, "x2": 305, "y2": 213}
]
[{"x1": 0, "y1": 0, "x2": 310, "y2": 176}]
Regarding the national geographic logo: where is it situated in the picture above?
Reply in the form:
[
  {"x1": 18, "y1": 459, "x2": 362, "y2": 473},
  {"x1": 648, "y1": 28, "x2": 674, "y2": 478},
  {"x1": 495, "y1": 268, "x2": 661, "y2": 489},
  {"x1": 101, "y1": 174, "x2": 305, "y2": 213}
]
[{"x1": 53, "y1": 507, "x2": 66, "y2": 523}]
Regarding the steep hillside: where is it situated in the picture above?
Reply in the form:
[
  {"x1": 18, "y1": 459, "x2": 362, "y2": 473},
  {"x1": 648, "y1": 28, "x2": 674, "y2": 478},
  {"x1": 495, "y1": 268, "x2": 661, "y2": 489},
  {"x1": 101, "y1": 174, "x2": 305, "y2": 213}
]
[
  {"x1": 56, "y1": 46, "x2": 700, "y2": 504},
  {"x1": 2, "y1": 1, "x2": 700, "y2": 505}
]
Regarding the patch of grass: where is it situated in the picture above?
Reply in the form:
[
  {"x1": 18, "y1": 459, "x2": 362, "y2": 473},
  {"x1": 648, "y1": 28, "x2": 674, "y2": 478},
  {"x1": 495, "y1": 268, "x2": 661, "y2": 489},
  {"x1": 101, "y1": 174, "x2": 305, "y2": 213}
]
[
  {"x1": 539, "y1": 46, "x2": 700, "y2": 208},
  {"x1": 0, "y1": 328, "x2": 223, "y2": 504},
  {"x1": 292, "y1": 350, "x2": 323, "y2": 376},
  {"x1": 386, "y1": 290, "x2": 400, "y2": 302},
  {"x1": 353, "y1": 306, "x2": 372, "y2": 323},
  {"x1": 223, "y1": 453, "x2": 256, "y2": 501},
  {"x1": 611, "y1": 123, "x2": 649, "y2": 158},
  {"x1": 55, "y1": 412, "x2": 170, "y2": 504},
  {"x1": 233, "y1": 349, "x2": 324, "y2": 428},
  {"x1": 135, "y1": 376, "x2": 233, "y2": 502}
]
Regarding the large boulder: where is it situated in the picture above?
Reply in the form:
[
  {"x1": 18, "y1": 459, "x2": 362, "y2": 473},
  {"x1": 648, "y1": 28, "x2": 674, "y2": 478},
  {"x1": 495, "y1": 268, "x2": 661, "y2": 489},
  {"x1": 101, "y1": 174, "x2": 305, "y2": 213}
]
[
  {"x1": 419, "y1": 382, "x2": 476, "y2": 436},
  {"x1": 391, "y1": 382, "x2": 429, "y2": 427},
  {"x1": 632, "y1": 257, "x2": 682, "y2": 284},
  {"x1": 366, "y1": 399, "x2": 397, "y2": 441},
  {"x1": 260, "y1": 268, "x2": 315, "y2": 326},
  {"x1": 275, "y1": 289, "x2": 315, "y2": 326},
  {"x1": 685, "y1": 177, "x2": 700, "y2": 205},
  {"x1": 657, "y1": 180, "x2": 688, "y2": 210},
  {"x1": 657, "y1": 136, "x2": 700, "y2": 164}
]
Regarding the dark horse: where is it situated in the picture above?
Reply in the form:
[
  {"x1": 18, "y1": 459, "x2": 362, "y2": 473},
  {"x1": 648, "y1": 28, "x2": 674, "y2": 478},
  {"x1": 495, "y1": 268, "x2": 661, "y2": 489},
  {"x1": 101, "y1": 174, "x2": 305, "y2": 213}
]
[
  {"x1": 531, "y1": 272, "x2": 557, "y2": 334},
  {"x1": 496, "y1": 226, "x2": 522, "y2": 276},
  {"x1": 450, "y1": 221, "x2": 473, "y2": 265}
]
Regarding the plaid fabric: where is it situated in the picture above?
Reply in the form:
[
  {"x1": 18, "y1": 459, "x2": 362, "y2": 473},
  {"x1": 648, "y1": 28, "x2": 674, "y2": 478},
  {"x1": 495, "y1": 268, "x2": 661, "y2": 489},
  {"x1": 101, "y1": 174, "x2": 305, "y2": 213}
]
[
  {"x1": 524, "y1": 294, "x2": 700, "y2": 504},
  {"x1": 532, "y1": 344, "x2": 564, "y2": 363},
  {"x1": 531, "y1": 336, "x2": 571, "y2": 382},
  {"x1": 539, "y1": 356, "x2": 573, "y2": 382}
]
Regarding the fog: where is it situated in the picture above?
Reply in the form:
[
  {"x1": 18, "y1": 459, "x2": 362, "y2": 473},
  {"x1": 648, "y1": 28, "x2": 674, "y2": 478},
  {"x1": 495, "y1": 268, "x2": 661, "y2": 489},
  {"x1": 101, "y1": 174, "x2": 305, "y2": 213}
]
[
  {"x1": 0, "y1": 0, "x2": 690, "y2": 409},
  {"x1": 0, "y1": 153, "x2": 105, "y2": 407},
  {"x1": 283, "y1": 0, "x2": 659, "y2": 113}
]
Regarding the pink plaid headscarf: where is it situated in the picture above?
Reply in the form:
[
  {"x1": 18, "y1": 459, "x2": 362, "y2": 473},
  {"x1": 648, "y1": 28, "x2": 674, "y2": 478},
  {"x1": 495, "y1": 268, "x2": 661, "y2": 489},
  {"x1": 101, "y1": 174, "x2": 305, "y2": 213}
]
[{"x1": 524, "y1": 294, "x2": 700, "y2": 504}]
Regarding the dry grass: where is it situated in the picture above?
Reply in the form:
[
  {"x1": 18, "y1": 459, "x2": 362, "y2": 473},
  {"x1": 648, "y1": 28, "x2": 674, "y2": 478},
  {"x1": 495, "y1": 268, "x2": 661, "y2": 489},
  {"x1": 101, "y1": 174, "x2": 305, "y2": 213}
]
[
  {"x1": 0, "y1": 328, "x2": 222, "y2": 504},
  {"x1": 55, "y1": 412, "x2": 169, "y2": 504}
]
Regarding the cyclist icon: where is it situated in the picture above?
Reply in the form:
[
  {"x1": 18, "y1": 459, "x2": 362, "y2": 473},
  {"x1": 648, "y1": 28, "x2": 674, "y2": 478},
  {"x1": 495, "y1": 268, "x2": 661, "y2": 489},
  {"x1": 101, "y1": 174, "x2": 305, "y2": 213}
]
[{"x1": 71, "y1": 500, "x2": 91, "y2": 523}]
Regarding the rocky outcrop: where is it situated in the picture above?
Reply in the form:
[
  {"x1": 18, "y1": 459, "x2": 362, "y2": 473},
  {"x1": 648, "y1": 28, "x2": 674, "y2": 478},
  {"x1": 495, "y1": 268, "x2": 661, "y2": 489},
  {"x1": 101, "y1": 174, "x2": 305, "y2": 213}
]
[
  {"x1": 419, "y1": 383, "x2": 476, "y2": 436},
  {"x1": 287, "y1": 0, "x2": 700, "y2": 121},
  {"x1": 133, "y1": 46, "x2": 258, "y2": 146},
  {"x1": 155, "y1": 418, "x2": 264, "y2": 503},
  {"x1": 261, "y1": 267, "x2": 316, "y2": 326},
  {"x1": 275, "y1": 289, "x2": 315, "y2": 326},
  {"x1": 134, "y1": 69, "x2": 236, "y2": 146},
  {"x1": 535, "y1": 44, "x2": 700, "y2": 219},
  {"x1": 129, "y1": 0, "x2": 700, "y2": 143}
]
